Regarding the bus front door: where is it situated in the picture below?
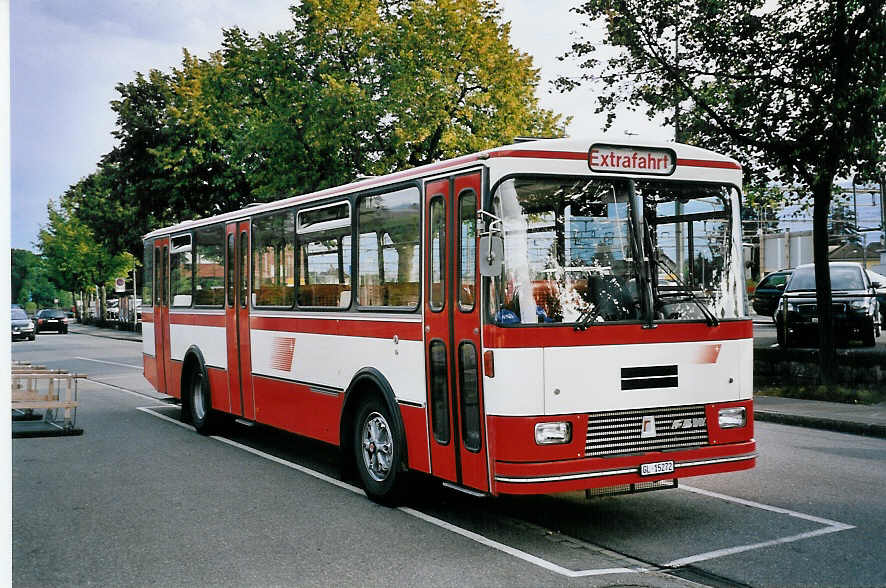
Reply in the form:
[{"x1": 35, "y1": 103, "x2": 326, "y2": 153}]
[
  {"x1": 424, "y1": 171, "x2": 489, "y2": 492},
  {"x1": 153, "y1": 238, "x2": 170, "y2": 396},
  {"x1": 225, "y1": 221, "x2": 255, "y2": 419}
]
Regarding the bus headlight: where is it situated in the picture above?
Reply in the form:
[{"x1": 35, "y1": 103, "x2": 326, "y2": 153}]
[
  {"x1": 718, "y1": 407, "x2": 746, "y2": 429},
  {"x1": 535, "y1": 422, "x2": 572, "y2": 445}
]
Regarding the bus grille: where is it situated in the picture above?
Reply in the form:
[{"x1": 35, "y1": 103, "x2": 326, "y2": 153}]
[{"x1": 585, "y1": 404, "x2": 709, "y2": 458}]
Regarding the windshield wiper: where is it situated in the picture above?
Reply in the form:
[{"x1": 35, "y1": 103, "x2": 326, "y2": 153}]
[
  {"x1": 573, "y1": 306, "x2": 599, "y2": 331},
  {"x1": 650, "y1": 256, "x2": 720, "y2": 327}
]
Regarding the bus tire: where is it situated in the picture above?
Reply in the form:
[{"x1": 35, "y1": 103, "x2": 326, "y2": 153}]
[
  {"x1": 353, "y1": 396, "x2": 406, "y2": 505},
  {"x1": 188, "y1": 362, "x2": 217, "y2": 435}
]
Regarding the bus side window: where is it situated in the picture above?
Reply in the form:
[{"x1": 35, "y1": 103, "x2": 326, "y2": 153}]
[{"x1": 357, "y1": 187, "x2": 421, "y2": 309}]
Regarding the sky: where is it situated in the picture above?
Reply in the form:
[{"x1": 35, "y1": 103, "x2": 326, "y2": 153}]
[{"x1": 10, "y1": 0, "x2": 672, "y2": 252}]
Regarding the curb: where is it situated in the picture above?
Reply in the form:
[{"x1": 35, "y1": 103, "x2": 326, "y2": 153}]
[
  {"x1": 69, "y1": 328, "x2": 142, "y2": 343},
  {"x1": 755, "y1": 410, "x2": 886, "y2": 439}
]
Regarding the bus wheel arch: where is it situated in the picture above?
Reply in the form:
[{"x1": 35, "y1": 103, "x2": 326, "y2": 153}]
[{"x1": 340, "y1": 368, "x2": 408, "y2": 503}]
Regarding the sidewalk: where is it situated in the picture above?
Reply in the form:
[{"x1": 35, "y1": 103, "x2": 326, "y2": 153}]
[
  {"x1": 754, "y1": 395, "x2": 886, "y2": 438},
  {"x1": 68, "y1": 322, "x2": 143, "y2": 343},
  {"x1": 68, "y1": 322, "x2": 886, "y2": 439}
]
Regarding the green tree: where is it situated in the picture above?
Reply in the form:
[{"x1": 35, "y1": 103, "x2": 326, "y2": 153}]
[
  {"x1": 11, "y1": 249, "x2": 40, "y2": 304},
  {"x1": 69, "y1": 0, "x2": 567, "y2": 261},
  {"x1": 559, "y1": 0, "x2": 885, "y2": 382},
  {"x1": 11, "y1": 249, "x2": 71, "y2": 308},
  {"x1": 38, "y1": 201, "x2": 136, "y2": 319}
]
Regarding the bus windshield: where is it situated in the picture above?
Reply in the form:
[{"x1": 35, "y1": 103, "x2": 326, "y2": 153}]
[{"x1": 489, "y1": 177, "x2": 744, "y2": 326}]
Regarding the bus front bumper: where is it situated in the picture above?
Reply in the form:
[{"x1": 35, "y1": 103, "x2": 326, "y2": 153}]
[{"x1": 491, "y1": 440, "x2": 756, "y2": 495}]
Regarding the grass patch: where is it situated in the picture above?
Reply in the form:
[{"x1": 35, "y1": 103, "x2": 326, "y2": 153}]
[{"x1": 756, "y1": 384, "x2": 886, "y2": 405}]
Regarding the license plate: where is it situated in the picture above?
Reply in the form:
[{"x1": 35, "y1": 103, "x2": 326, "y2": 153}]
[
  {"x1": 811, "y1": 317, "x2": 818, "y2": 324},
  {"x1": 640, "y1": 460, "x2": 675, "y2": 476}
]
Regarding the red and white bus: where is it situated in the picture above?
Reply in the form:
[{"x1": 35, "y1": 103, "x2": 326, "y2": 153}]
[{"x1": 142, "y1": 138, "x2": 755, "y2": 502}]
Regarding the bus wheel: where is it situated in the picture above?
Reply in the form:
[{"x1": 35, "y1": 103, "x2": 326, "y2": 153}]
[
  {"x1": 354, "y1": 397, "x2": 405, "y2": 504},
  {"x1": 188, "y1": 363, "x2": 217, "y2": 435}
]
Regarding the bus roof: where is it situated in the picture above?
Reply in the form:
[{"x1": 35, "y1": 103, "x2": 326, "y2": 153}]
[{"x1": 143, "y1": 137, "x2": 741, "y2": 240}]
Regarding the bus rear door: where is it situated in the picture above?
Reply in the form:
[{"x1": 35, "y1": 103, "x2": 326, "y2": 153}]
[
  {"x1": 424, "y1": 170, "x2": 489, "y2": 492},
  {"x1": 225, "y1": 221, "x2": 255, "y2": 419},
  {"x1": 153, "y1": 238, "x2": 171, "y2": 395}
]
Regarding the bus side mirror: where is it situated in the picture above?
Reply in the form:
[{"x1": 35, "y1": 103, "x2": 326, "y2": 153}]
[{"x1": 478, "y1": 236, "x2": 504, "y2": 277}]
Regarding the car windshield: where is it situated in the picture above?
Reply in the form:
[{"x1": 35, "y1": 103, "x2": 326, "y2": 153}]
[
  {"x1": 11, "y1": 309, "x2": 28, "y2": 320},
  {"x1": 488, "y1": 176, "x2": 744, "y2": 325},
  {"x1": 787, "y1": 266, "x2": 866, "y2": 292},
  {"x1": 759, "y1": 273, "x2": 789, "y2": 289},
  {"x1": 41, "y1": 310, "x2": 65, "y2": 318}
]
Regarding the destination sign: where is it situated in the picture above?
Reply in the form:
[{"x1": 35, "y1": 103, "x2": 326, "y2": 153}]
[{"x1": 588, "y1": 144, "x2": 676, "y2": 175}]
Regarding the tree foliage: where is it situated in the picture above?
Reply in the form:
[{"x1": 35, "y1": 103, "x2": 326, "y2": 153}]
[
  {"x1": 559, "y1": 0, "x2": 885, "y2": 381},
  {"x1": 38, "y1": 201, "x2": 136, "y2": 297},
  {"x1": 11, "y1": 249, "x2": 69, "y2": 308},
  {"x1": 64, "y1": 0, "x2": 567, "y2": 262}
]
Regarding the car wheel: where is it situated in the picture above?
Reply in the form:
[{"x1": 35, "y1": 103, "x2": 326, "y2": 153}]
[
  {"x1": 28, "y1": 334, "x2": 36, "y2": 341},
  {"x1": 62, "y1": 326, "x2": 68, "y2": 334},
  {"x1": 188, "y1": 362, "x2": 218, "y2": 435},
  {"x1": 354, "y1": 396, "x2": 406, "y2": 504},
  {"x1": 862, "y1": 322, "x2": 877, "y2": 347},
  {"x1": 776, "y1": 322, "x2": 789, "y2": 347}
]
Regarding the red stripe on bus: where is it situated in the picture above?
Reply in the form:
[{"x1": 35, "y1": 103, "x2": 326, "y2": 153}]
[
  {"x1": 142, "y1": 312, "x2": 154, "y2": 323},
  {"x1": 250, "y1": 315, "x2": 423, "y2": 340},
  {"x1": 677, "y1": 158, "x2": 742, "y2": 170},
  {"x1": 483, "y1": 320, "x2": 752, "y2": 348},
  {"x1": 490, "y1": 149, "x2": 588, "y2": 160},
  {"x1": 168, "y1": 313, "x2": 226, "y2": 327}
]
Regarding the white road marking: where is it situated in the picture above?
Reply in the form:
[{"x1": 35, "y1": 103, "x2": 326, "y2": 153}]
[
  {"x1": 769, "y1": 343, "x2": 780, "y2": 348},
  {"x1": 75, "y1": 356, "x2": 142, "y2": 369},
  {"x1": 663, "y1": 525, "x2": 850, "y2": 568},
  {"x1": 681, "y1": 484, "x2": 854, "y2": 528},
  {"x1": 665, "y1": 484, "x2": 856, "y2": 567},
  {"x1": 137, "y1": 405, "x2": 649, "y2": 579},
  {"x1": 135, "y1": 405, "x2": 857, "y2": 575}
]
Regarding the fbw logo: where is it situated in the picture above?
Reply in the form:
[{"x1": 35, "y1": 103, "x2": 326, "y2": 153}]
[{"x1": 640, "y1": 415, "x2": 657, "y2": 438}]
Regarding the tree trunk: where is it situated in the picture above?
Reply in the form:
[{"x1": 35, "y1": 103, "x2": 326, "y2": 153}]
[
  {"x1": 100, "y1": 285, "x2": 107, "y2": 322},
  {"x1": 812, "y1": 177, "x2": 835, "y2": 384}
]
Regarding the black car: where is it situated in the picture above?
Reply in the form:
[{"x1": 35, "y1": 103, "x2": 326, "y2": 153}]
[
  {"x1": 752, "y1": 269, "x2": 793, "y2": 317},
  {"x1": 867, "y1": 270, "x2": 886, "y2": 329},
  {"x1": 11, "y1": 307, "x2": 36, "y2": 341},
  {"x1": 35, "y1": 308, "x2": 69, "y2": 334},
  {"x1": 776, "y1": 262, "x2": 880, "y2": 347}
]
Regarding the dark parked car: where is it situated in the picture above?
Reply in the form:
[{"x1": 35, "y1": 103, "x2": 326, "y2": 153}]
[
  {"x1": 11, "y1": 307, "x2": 36, "y2": 341},
  {"x1": 776, "y1": 262, "x2": 880, "y2": 347},
  {"x1": 752, "y1": 269, "x2": 793, "y2": 317},
  {"x1": 35, "y1": 308, "x2": 69, "y2": 334},
  {"x1": 867, "y1": 269, "x2": 886, "y2": 329}
]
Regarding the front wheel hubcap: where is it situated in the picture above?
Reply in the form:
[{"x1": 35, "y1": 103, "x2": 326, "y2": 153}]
[{"x1": 361, "y1": 412, "x2": 393, "y2": 482}]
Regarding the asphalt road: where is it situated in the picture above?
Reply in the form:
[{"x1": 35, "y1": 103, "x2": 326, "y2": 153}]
[{"x1": 12, "y1": 332, "x2": 886, "y2": 587}]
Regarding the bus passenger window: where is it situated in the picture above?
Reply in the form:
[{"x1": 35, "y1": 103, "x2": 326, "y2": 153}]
[
  {"x1": 169, "y1": 234, "x2": 193, "y2": 307},
  {"x1": 252, "y1": 212, "x2": 295, "y2": 307},
  {"x1": 143, "y1": 241, "x2": 153, "y2": 308},
  {"x1": 357, "y1": 187, "x2": 420, "y2": 309},
  {"x1": 193, "y1": 224, "x2": 225, "y2": 307},
  {"x1": 296, "y1": 202, "x2": 352, "y2": 308}
]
